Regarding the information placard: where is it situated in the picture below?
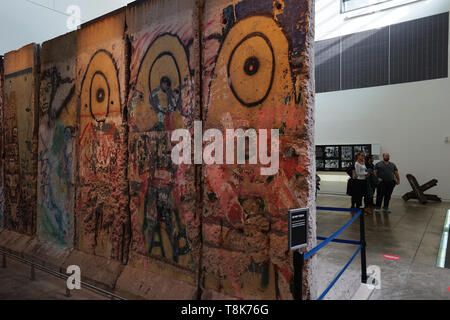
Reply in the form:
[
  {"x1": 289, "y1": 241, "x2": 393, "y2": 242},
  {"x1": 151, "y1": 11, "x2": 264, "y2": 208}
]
[{"x1": 288, "y1": 208, "x2": 308, "y2": 251}]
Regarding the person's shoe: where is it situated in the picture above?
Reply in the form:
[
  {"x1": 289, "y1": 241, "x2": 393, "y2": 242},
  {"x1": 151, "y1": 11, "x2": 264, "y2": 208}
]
[
  {"x1": 383, "y1": 208, "x2": 391, "y2": 214},
  {"x1": 374, "y1": 207, "x2": 381, "y2": 213}
]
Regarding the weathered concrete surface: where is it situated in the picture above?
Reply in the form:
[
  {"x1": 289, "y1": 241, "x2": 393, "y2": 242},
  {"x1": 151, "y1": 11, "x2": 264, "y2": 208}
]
[
  {"x1": 0, "y1": 57, "x2": 4, "y2": 229},
  {"x1": 75, "y1": 9, "x2": 131, "y2": 263},
  {"x1": 38, "y1": 32, "x2": 77, "y2": 248},
  {"x1": 115, "y1": 265, "x2": 198, "y2": 300},
  {"x1": 22, "y1": 238, "x2": 73, "y2": 271},
  {"x1": 0, "y1": 0, "x2": 316, "y2": 300},
  {"x1": 0, "y1": 257, "x2": 107, "y2": 300},
  {"x1": 0, "y1": 228, "x2": 72, "y2": 272},
  {"x1": 117, "y1": 0, "x2": 201, "y2": 299},
  {"x1": 3, "y1": 44, "x2": 39, "y2": 236},
  {"x1": 62, "y1": 250, "x2": 124, "y2": 291},
  {"x1": 0, "y1": 229, "x2": 34, "y2": 254},
  {"x1": 201, "y1": 0, "x2": 317, "y2": 299}
]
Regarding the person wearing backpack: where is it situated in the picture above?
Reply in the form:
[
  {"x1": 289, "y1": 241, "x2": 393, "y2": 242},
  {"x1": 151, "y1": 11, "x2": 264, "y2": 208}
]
[
  {"x1": 364, "y1": 154, "x2": 377, "y2": 214},
  {"x1": 346, "y1": 153, "x2": 360, "y2": 208}
]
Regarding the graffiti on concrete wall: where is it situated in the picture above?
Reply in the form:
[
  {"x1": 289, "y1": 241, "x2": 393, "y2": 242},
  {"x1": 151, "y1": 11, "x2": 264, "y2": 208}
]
[
  {"x1": 3, "y1": 46, "x2": 38, "y2": 236},
  {"x1": 38, "y1": 60, "x2": 76, "y2": 247},
  {"x1": 0, "y1": 58, "x2": 4, "y2": 229},
  {"x1": 77, "y1": 49, "x2": 130, "y2": 262},
  {"x1": 201, "y1": 0, "x2": 311, "y2": 299},
  {"x1": 128, "y1": 24, "x2": 198, "y2": 271},
  {"x1": 0, "y1": 0, "x2": 313, "y2": 300},
  {"x1": 3, "y1": 74, "x2": 20, "y2": 233}
]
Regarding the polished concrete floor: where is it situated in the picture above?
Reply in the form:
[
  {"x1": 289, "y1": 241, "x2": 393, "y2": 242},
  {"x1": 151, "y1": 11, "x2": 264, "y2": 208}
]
[
  {"x1": 0, "y1": 258, "x2": 107, "y2": 300},
  {"x1": 316, "y1": 194, "x2": 450, "y2": 300}
]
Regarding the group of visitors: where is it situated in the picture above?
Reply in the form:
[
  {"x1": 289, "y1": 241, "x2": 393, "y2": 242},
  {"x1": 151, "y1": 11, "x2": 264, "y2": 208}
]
[{"x1": 347, "y1": 152, "x2": 400, "y2": 214}]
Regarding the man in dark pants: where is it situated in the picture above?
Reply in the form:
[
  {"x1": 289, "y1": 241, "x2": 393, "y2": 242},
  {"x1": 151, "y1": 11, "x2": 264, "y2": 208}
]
[{"x1": 374, "y1": 153, "x2": 400, "y2": 213}]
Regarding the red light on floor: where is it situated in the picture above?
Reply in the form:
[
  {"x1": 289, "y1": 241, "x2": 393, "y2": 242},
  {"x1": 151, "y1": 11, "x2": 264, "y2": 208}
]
[{"x1": 382, "y1": 254, "x2": 401, "y2": 261}]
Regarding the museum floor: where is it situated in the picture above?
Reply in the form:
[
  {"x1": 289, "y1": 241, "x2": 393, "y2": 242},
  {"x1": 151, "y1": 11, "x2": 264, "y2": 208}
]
[
  {"x1": 316, "y1": 194, "x2": 450, "y2": 300},
  {"x1": 0, "y1": 257, "x2": 107, "y2": 300},
  {"x1": 0, "y1": 194, "x2": 448, "y2": 300}
]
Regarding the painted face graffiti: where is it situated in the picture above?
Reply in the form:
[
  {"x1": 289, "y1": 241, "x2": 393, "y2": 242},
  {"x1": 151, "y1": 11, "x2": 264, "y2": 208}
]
[
  {"x1": 129, "y1": 31, "x2": 196, "y2": 268},
  {"x1": 148, "y1": 53, "x2": 186, "y2": 124},
  {"x1": 78, "y1": 48, "x2": 130, "y2": 262},
  {"x1": 202, "y1": 11, "x2": 306, "y2": 299},
  {"x1": 39, "y1": 67, "x2": 75, "y2": 125},
  {"x1": 79, "y1": 50, "x2": 122, "y2": 174},
  {"x1": 130, "y1": 34, "x2": 193, "y2": 133},
  {"x1": 81, "y1": 50, "x2": 121, "y2": 123}
]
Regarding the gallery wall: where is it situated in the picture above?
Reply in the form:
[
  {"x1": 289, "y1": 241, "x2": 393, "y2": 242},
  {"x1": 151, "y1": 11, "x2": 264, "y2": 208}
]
[{"x1": 315, "y1": 0, "x2": 450, "y2": 198}]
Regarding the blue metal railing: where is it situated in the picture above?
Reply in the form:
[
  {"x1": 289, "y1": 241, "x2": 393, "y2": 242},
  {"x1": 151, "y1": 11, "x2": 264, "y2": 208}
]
[{"x1": 295, "y1": 207, "x2": 367, "y2": 300}]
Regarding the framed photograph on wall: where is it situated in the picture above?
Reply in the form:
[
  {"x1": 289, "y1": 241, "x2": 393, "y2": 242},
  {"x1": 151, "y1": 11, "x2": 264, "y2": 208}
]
[
  {"x1": 316, "y1": 144, "x2": 372, "y2": 172},
  {"x1": 324, "y1": 146, "x2": 340, "y2": 158},
  {"x1": 341, "y1": 160, "x2": 353, "y2": 169},
  {"x1": 325, "y1": 160, "x2": 340, "y2": 169},
  {"x1": 341, "y1": 146, "x2": 353, "y2": 160}
]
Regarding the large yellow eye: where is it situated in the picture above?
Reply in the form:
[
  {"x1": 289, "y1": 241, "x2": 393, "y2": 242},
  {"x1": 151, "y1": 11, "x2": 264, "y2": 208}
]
[
  {"x1": 228, "y1": 32, "x2": 275, "y2": 107},
  {"x1": 90, "y1": 71, "x2": 110, "y2": 122},
  {"x1": 80, "y1": 50, "x2": 120, "y2": 124}
]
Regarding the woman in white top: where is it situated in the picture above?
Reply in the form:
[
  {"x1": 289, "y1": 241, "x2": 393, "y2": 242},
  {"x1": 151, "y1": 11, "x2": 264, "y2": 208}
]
[{"x1": 353, "y1": 152, "x2": 368, "y2": 209}]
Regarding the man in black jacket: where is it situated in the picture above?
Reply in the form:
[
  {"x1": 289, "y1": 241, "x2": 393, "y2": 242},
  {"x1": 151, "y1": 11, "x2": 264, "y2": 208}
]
[{"x1": 374, "y1": 153, "x2": 400, "y2": 214}]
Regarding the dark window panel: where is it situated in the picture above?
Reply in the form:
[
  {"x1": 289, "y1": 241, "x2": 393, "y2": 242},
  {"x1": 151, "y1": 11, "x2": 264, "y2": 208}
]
[
  {"x1": 341, "y1": 27, "x2": 390, "y2": 90},
  {"x1": 390, "y1": 12, "x2": 449, "y2": 84},
  {"x1": 315, "y1": 12, "x2": 448, "y2": 94},
  {"x1": 315, "y1": 37, "x2": 341, "y2": 93}
]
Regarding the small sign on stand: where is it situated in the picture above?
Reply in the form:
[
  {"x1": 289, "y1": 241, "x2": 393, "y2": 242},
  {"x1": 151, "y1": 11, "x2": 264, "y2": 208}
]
[
  {"x1": 288, "y1": 208, "x2": 308, "y2": 251},
  {"x1": 289, "y1": 208, "x2": 308, "y2": 300}
]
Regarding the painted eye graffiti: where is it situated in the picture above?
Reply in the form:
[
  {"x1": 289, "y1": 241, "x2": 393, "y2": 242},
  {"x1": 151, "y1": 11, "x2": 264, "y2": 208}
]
[
  {"x1": 243, "y1": 56, "x2": 260, "y2": 76},
  {"x1": 80, "y1": 50, "x2": 120, "y2": 123},
  {"x1": 149, "y1": 51, "x2": 183, "y2": 115},
  {"x1": 90, "y1": 71, "x2": 110, "y2": 121},
  {"x1": 227, "y1": 32, "x2": 275, "y2": 107},
  {"x1": 96, "y1": 88, "x2": 105, "y2": 103},
  {"x1": 132, "y1": 34, "x2": 191, "y2": 132}
]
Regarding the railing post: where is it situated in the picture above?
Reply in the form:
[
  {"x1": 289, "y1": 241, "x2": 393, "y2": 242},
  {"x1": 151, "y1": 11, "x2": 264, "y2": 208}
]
[
  {"x1": 66, "y1": 287, "x2": 71, "y2": 298},
  {"x1": 2, "y1": 252, "x2": 6, "y2": 268},
  {"x1": 359, "y1": 208, "x2": 367, "y2": 284},
  {"x1": 30, "y1": 264, "x2": 36, "y2": 281},
  {"x1": 293, "y1": 250, "x2": 304, "y2": 300}
]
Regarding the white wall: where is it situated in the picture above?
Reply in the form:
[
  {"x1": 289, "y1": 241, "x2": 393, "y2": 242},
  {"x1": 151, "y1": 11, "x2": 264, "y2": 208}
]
[{"x1": 315, "y1": 0, "x2": 450, "y2": 199}]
